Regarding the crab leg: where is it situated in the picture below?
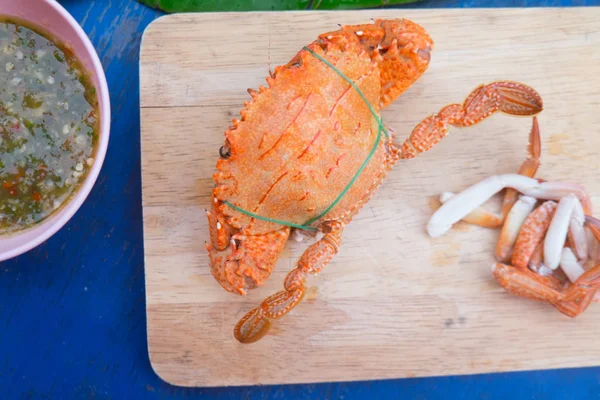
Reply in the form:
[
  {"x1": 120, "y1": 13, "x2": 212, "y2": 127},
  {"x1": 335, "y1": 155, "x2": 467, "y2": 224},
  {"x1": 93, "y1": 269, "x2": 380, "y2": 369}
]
[
  {"x1": 234, "y1": 221, "x2": 344, "y2": 343},
  {"x1": 492, "y1": 262, "x2": 583, "y2": 316},
  {"x1": 558, "y1": 263, "x2": 600, "y2": 315},
  {"x1": 397, "y1": 81, "x2": 543, "y2": 160},
  {"x1": 553, "y1": 289, "x2": 597, "y2": 317},
  {"x1": 492, "y1": 262, "x2": 563, "y2": 302},
  {"x1": 586, "y1": 230, "x2": 600, "y2": 265},
  {"x1": 511, "y1": 200, "x2": 557, "y2": 270},
  {"x1": 501, "y1": 117, "x2": 542, "y2": 219},
  {"x1": 528, "y1": 240, "x2": 545, "y2": 271},
  {"x1": 496, "y1": 195, "x2": 538, "y2": 262},
  {"x1": 586, "y1": 216, "x2": 600, "y2": 264}
]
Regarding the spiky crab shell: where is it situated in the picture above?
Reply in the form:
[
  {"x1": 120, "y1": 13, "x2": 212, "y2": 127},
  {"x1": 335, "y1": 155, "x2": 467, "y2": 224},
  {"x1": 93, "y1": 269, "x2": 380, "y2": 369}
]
[{"x1": 212, "y1": 20, "x2": 432, "y2": 235}]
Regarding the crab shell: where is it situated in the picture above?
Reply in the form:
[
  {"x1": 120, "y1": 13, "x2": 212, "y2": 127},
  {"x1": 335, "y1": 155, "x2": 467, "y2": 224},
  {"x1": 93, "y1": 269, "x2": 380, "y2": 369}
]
[{"x1": 212, "y1": 19, "x2": 433, "y2": 235}]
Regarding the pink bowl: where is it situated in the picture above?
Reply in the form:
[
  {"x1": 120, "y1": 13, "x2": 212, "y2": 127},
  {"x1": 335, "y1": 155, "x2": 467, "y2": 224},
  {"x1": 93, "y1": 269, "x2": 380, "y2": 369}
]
[{"x1": 0, "y1": 0, "x2": 110, "y2": 261}]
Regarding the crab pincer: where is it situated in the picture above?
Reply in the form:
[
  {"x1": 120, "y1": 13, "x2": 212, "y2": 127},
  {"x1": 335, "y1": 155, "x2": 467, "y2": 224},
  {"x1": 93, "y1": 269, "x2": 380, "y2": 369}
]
[{"x1": 397, "y1": 82, "x2": 543, "y2": 160}]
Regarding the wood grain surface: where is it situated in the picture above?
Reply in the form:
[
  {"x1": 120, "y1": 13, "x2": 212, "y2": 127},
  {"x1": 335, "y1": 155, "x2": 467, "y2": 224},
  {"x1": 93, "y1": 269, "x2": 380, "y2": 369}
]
[{"x1": 140, "y1": 8, "x2": 600, "y2": 387}]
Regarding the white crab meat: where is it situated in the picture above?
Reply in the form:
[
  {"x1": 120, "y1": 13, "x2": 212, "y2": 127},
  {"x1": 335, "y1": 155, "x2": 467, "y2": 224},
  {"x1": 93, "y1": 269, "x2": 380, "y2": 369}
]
[
  {"x1": 439, "y1": 191, "x2": 503, "y2": 228},
  {"x1": 496, "y1": 195, "x2": 537, "y2": 261},
  {"x1": 560, "y1": 247, "x2": 585, "y2": 283},
  {"x1": 544, "y1": 194, "x2": 585, "y2": 270},
  {"x1": 568, "y1": 199, "x2": 587, "y2": 261},
  {"x1": 427, "y1": 174, "x2": 539, "y2": 237},
  {"x1": 427, "y1": 174, "x2": 591, "y2": 238}
]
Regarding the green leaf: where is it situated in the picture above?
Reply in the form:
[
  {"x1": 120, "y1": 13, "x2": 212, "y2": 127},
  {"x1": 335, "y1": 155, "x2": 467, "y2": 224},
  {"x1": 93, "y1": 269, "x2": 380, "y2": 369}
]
[{"x1": 136, "y1": 0, "x2": 421, "y2": 12}]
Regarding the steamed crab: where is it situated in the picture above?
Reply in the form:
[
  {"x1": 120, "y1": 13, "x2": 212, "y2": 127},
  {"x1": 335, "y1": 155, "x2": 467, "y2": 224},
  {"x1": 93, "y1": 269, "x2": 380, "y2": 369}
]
[
  {"x1": 206, "y1": 18, "x2": 543, "y2": 343},
  {"x1": 428, "y1": 117, "x2": 600, "y2": 316}
]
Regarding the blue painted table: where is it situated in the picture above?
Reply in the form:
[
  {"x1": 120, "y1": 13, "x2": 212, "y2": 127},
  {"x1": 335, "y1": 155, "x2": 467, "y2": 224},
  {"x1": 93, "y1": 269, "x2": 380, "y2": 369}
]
[{"x1": 1, "y1": 0, "x2": 599, "y2": 398}]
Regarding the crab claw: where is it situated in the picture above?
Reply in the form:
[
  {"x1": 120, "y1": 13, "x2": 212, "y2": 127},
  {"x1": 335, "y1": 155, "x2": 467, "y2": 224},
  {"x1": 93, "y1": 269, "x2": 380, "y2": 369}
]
[{"x1": 399, "y1": 82, "x2": 542, "y2": 159}]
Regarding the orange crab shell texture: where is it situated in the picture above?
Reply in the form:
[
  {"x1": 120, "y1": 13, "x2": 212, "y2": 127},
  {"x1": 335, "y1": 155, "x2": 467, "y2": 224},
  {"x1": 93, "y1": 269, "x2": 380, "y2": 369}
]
[{"x1": 213, "y1": 19, "x2": 432, "y2": 235}]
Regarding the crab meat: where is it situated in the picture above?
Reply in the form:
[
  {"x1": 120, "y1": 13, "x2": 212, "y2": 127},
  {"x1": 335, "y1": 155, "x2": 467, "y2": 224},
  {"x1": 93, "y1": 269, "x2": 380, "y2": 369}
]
[
  {"x1": 439, "y1": 191, "x2": 503, "y2": 228},
  {"x1": 568, "y1": 199, "x2": 588, "y2": 260},
  {"x1": 428, "y1": 175, "x2": 536, "y2": 237},
  {"x1": 426, "y1": 109, "x2": 599, "y2": 317},
  {"x1": 560, "y1": 248, "x2": 585, "y2": 283},
  {"x1": 544, "y1": 194, "x2": 586, "y2": 270},
  {"x1": 427, "y1": 174, "x2": 592, "y2": 238},
  {"x1": 496, "y1": 195, "x2": 537, "y2": 262}
]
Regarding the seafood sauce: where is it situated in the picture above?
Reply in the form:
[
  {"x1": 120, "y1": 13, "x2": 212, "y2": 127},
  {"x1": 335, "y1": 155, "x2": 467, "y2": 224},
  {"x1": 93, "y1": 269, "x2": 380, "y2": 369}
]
[{"x1": 0, "y1": 18, "x2": 99, "y2": 234}]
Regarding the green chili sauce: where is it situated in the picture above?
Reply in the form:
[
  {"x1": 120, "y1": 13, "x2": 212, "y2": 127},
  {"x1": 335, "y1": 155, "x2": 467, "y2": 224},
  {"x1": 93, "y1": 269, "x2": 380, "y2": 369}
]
[{"x1": 0, "y1": 18, "x2": 99, "y2": 234}]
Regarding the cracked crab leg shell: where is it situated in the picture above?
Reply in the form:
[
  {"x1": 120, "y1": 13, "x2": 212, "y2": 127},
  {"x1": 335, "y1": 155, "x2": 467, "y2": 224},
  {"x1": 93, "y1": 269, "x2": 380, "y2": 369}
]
[
  {"x1": 511, "y1": 200, "x2": 557, "y2": 270},
  {"x1": 553, "y1": 289, "x2": 597, "y2": 317},
  {"x1": 561, "y1": 262, "x2": 600, "y2": 306},
  {"x1": 544, "y1": 195, "x2": 580, "y2": 270},
  {"x1": 496, "y1": 195, "x2": 537, "y2": 262},
  {"x1": 585, "y1": 227, "x2": 600, "y2": 264},
  {"x1": 439, "y1": 192, "x2": 503, "y2": 228},
  {"x1": 427, "y1": 174, "x2": 541, "y2": 237},
  {"x1": 560, "y1": 247, "x2": 585, "y2": 283},
  {"x1": 492, "y1": 262, "x2": 563, "y2": 302},
  {"x1": 234, "y1": 222, "x2": 344, "y2": 343},
  {"x1": 585, "y1": 216, "x2": 600, "y2": 265},
  {"x1": 528, "y1": 240, "x2": 544, "y2": 271}
]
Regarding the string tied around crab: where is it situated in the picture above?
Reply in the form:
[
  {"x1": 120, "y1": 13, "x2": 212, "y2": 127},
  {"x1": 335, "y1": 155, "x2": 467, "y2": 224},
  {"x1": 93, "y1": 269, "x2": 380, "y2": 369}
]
[{"x1": 223, "y1": 46, "x2": 390, "y2": 232}]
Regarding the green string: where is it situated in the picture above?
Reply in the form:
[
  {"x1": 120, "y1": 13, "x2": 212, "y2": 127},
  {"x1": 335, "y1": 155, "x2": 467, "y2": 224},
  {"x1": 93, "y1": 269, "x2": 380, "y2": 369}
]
[
  {"x1": 223, "y1": 45, "x2": 388, "y2": 231},
  {"x1": 223, "y1": 201, "x2": 320, "y2": 230}
]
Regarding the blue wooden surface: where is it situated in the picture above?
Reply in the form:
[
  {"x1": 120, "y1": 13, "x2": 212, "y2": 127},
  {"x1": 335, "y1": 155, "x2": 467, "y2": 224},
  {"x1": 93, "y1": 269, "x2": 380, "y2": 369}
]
[{"x1": 1, "y1": 0, "x2": 599, "y2": 398}]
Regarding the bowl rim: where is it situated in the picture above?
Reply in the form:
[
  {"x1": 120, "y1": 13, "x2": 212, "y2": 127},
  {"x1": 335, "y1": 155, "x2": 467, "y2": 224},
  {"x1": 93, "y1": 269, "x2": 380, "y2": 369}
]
[{"x1": 0, "y1": 0, "x2": 111, "y2": 261}]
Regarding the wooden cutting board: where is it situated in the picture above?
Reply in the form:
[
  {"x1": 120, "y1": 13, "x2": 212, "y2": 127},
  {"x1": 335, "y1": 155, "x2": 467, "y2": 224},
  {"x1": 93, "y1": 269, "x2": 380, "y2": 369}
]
[{"x1": 140, "y1": 8, "x2": 600, "y2": 387}]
